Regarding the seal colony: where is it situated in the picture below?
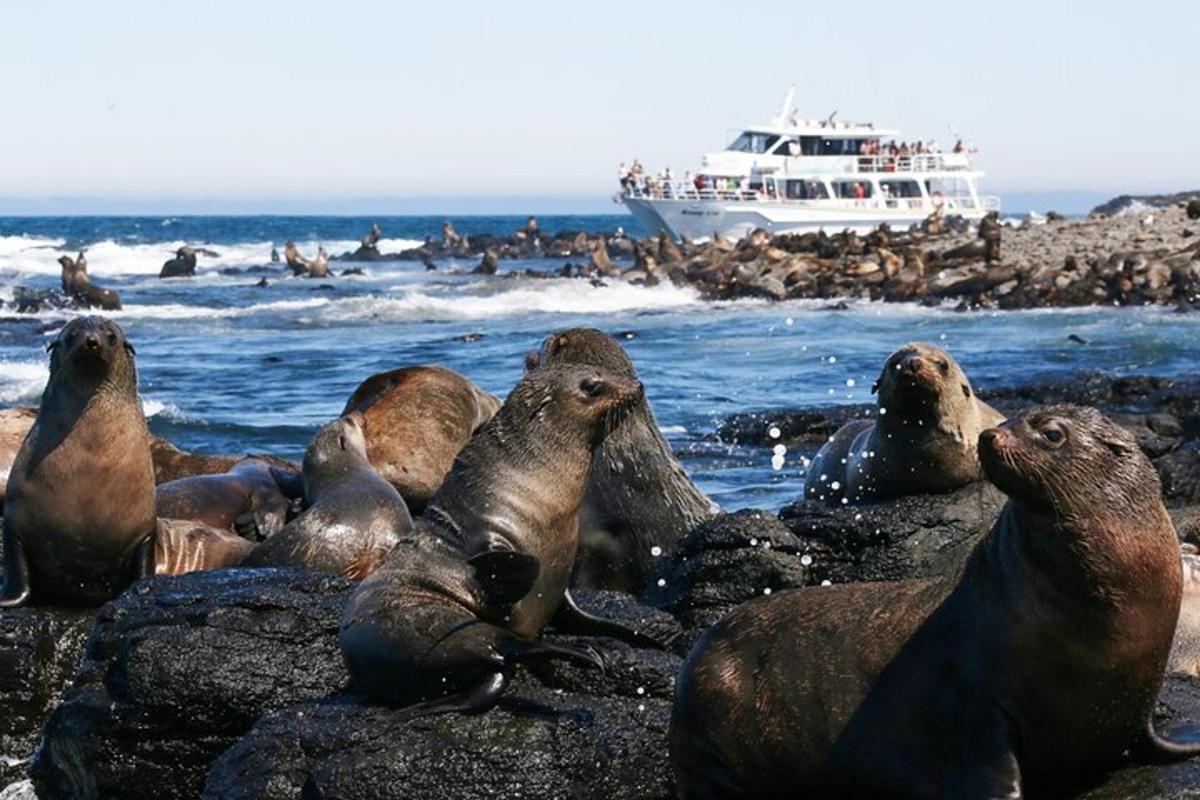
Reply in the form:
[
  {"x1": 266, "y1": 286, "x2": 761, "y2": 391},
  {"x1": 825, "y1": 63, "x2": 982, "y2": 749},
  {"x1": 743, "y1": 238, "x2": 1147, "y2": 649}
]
[{"x1": 5, "y1": 315, "x2": 1200, "y2": 799}]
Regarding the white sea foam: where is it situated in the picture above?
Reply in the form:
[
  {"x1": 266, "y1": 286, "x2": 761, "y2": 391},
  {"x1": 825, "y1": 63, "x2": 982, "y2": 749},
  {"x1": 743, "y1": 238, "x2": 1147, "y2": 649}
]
[
  {"x1": 0, "y1": 779, "x2": 37, "y2": 800},
  {"x1": 0, "y1": 360, "x2": 48, "y2": 404}
]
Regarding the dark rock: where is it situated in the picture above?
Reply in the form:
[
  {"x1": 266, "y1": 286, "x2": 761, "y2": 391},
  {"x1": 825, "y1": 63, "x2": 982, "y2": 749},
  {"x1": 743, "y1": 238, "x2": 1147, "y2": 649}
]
[
  {"x1": 1158, "y1": 443, "x2": 1200, "y2": 507},
  {"x1": 1092, "y1": 191, "x2": 1200, "y2": 216},
  {"x1": 31, "y1": 569, "x2": 352, "y2": 800},
  {"x1": 1188, "y1": 199, "x2": 1200, "y2": 221},
  {"x1": 0, "y1": 607, "x2": 94, "y2": 787},
  {"x1": 715, "y1": 404, "x2": 871, "y2": 449}
]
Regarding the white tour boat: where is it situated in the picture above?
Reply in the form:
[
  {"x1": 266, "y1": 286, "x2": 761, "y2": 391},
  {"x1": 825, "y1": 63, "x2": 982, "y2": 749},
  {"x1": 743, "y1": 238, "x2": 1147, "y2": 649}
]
[{"x1": 620, "y1": 89, "x2": 999, "y2": 241}]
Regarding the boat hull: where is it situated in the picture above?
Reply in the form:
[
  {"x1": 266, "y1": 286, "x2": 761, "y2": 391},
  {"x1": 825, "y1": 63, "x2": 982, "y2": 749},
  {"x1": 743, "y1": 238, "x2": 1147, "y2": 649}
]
[{"x1": 623, "y1": 196, "x2": 989, "y2": 241}]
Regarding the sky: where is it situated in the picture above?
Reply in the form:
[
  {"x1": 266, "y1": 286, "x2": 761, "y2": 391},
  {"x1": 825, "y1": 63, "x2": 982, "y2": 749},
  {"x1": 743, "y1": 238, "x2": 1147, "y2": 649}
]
[{"x1": 0, "y1": 0, "x2": 1196, "y2": 214}]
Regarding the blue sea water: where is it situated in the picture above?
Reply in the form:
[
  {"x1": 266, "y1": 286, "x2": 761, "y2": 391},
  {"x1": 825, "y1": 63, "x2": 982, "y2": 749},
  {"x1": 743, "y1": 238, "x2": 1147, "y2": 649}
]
[{"x1": 1, "y1": 214, "x2": 1198, "y2": 512}]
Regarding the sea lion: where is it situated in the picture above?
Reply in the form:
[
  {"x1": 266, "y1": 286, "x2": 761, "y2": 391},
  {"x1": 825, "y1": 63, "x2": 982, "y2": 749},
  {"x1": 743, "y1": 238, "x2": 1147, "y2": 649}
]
[
  {"x1": 340, "y1": 364, "x2": 663, "y2": 711},
  {"x1": 155, "y1": 518, "x2": 255, "y2": 575},
  {"x1": 672, "y1": 405, "x2": 1200, "y2": 799},
  {"x1": 155, "y1": 457, "x2": 295, "y2": 540},
  {"x1": 241, "y1": 414, "x2": 411, "y2": 578},
  {"x1": 0, "y1": 407, "x2": 37, "y2": 508},
  {"x1": 57, "y1": 253, "x2": 122, "y2": 310},
  {"x1": 307, "y1": 246, "x2": 330, "y2": 278},
  {"x1": 159, "y1": 245, "x2": 197, "y2": 278},
  {"x1": 805, "y1": 342, "x2": 1003, "y2": 506},
  {"x1": 1, "y1": 317, "x2": 156, "y2": 607},
  {"x1": 283, "y1": 241, "x2": 311, "y2": 276},
  {"x1": 147, "y1": 435, "x2": 301, "y2": 491},
  {"x1": 526, "y1": 328, "x2": 715, "y2": 593},
  {"x1": 340, "y1": 365, "x2": 500, "y2": 513}
]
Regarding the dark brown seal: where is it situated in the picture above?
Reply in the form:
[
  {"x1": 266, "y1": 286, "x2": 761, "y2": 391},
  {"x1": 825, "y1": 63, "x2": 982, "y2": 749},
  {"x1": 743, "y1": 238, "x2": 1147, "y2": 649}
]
[
  {"x1": 1, "y1": 317, "x2": 156, "y2": 606},
  {"x1": 148, "y1": 434, "x2": 300, "y2": 489},
  {"x1": 341, "y1": 364, "x2": 500, "y2": 513},
  {"x1": 159, "y1": 246, "x2": 197, "y2": 278},
  {"x1": 672, "y1": 405, "x2": 1200, "y2": 798},
  {"x1": 806, "y1": 342, "x2": 1003, "y2": 505},
  {"x1": 340, "y1": 364, "x2": 663, "y2": 712},
  {"x1": 526, "y1": 328, "x2": 715, "y2": 593},
  {"x1": 283, "y1": 241, "x2": 311, "y2": 276},
  {"x1": 241, "y1": 413, "x2": 412, "y2": 578},
  {"x1": 155, "y1": 457, "x2": 295, "y2": 540},
  {"x1": 155, "y1": 518, "x2": 255, "y2": 574},
  {"x1": 57, "y1": 253, "x2": 122, "y2": 310}
]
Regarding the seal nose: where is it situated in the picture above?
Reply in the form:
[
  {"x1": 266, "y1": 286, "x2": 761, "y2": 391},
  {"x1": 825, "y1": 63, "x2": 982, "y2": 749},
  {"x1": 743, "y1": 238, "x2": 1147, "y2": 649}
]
[
  {"x1": 903, "y1": 354, "x2": 926, "y2": 374},
  {"x1": 83, "y1": 333, "x2": 100, "y2": 350},
  {"x1": 979, "y1": 428, "x2": 1004, "y2": 450}
]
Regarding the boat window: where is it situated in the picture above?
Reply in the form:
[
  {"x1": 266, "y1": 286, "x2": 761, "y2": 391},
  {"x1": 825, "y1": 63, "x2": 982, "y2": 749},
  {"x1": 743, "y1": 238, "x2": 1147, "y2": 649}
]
[
  {"x1": 800, "y1": 136, "x2": 821, "y2": 156},
  {"x1": 880, "y1": 180, "x2": 922, "y2": 198},
  {"x1": 819, "y1": 138, "x2": 866, "y2": 156},
  {"x1": 728, "y1": 132, "x2": 780, "y2": 153},
  {"x1": 832, "y1": 181, "x2": 873, "y2": 199},
  {"x1": 784, "y1": 180, "x2": 830, "y2": 200},
  {"x1": 772, "y1": 138, "x2": 801, "y2": 157}
]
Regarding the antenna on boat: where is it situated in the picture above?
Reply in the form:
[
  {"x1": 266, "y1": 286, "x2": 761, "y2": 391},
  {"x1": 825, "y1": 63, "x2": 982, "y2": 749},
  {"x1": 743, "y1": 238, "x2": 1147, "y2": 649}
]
[{"x1": 776, "y1": 86, "x2": 796, "y2": 126}]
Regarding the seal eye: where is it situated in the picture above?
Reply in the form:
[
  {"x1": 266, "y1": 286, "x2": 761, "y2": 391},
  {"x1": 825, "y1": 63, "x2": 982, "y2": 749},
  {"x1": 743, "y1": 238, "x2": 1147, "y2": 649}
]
[
  {"x1": 106, "y1": 332, "x2": 117, "y2": 346},
  {"x1": 579, "y1": 377, "x2": 607, "y2": 398},
  {"x1": 1041, "y1": 426, "x2": 1065, "y2": 446}
]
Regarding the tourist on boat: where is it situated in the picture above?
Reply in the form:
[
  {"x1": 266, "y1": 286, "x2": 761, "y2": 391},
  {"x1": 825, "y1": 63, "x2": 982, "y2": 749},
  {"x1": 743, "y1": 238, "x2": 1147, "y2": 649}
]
[
  {"x1": 852, "y1": 182, "x2": 866, "y2": 200},
  {"x1": 953, "y1": 139, "x2": 966, "y2": 153}
]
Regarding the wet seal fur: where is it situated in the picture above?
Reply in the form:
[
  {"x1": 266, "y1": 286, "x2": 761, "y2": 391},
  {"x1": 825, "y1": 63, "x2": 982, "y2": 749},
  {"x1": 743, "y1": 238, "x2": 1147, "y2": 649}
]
[
  {"x1": 155, "y1": 518, "x2": 255, "y2": 574},
  {"x1": 1, "y1": 317, "x2": 156, "y2": 606},
  {"x1": 340, "y1": 364, "x2": 665, "y2": 715},
  {"x1": 672, "y1": 405, "x2": 1200, "y2": 798},
  {"x1": 526, "y1": 327, "x2": 715, "y2": 593},
  {"x1": 155, "y1": 457, "x2": 295, "y2": 540},
  {"x1": 242, "y1": 413, "x2": 412, "y2": 579},
  {"x1": 806, "y1": 342, "x2": 1003, "y2": 505},
  {"x1": 341, "y1": 364, "x2": 500, "y2": 513}
]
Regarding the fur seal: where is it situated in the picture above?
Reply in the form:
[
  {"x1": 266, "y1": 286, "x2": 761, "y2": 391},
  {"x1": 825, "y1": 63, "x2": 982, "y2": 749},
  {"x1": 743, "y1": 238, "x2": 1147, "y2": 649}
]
[
  {"x1": 1169, "y1": 550, "x2": 1200, "y2": 676},
  {"x1": 155, "y1": 518, "x2": 255, "y2": 575},
  {"x1": 147, "y1": 435, "x2": 300, "y2": 489},
  {"x1": 307, "y1": 246, "x2": 331, "y2": 278},
  {"x1": 57, "y1": 253, "x2": 122, "y2": 310},
  {"x1": 1, "y1": 317, "x2": 156, "y2": 606},
  {"x1": 155, "y1": 457, "x2": 295, "y2": 540},
  {"x1": 806, "y1": 342, "x2": 1003, "y2": 505},
  {"x1": 283, "y1": 241, "x2": 311, "y2": 276},
  {"x1": 672, "y1": 405, "x2": 1200, "y2": 798},
  {"x1": 340, "y1": 364, "x2": 663, "y2": 711},
  {"x1": 241, "y1": 414, "x2": 412, "y2": 578},
  {"x1": 160, "y1": 245, "x2": 198, "y2": 278},
  {"x1": 0, "y1": 407, "x2": 37, "y2": 508},
  {"x1": 526, "y1": 328, "x2": 715, "y2": 593},
  {"x1": 340, "y1": 365, "x2": 500, "y2": 513}
]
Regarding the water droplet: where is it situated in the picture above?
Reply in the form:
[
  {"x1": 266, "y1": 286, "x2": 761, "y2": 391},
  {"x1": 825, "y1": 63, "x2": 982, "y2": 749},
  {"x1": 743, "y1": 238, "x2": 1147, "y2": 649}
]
[
  {"x1": 763, "y1": 587, "x2": 772, "y2": 595},
  {"x1": 785, "y1": 317, "x2": 795, "y2": 326},
  {"x1": 828, "y1": 356, "x2": 837, "y2": 364},
  {"x1": 773, "y1": 444, "x2": 786, "y2": 456},
  {"x1": 657, "y1": 578, "x2": 666, "y2": 587},
  {"x1": 800, "y1": 554, "x2": 813, "y2": 566},
  {"x1": 821, "y1": 579, "x2": 832, "y2": 587},
  {"x1": 650, "y1": 546, "x2": 662, "y2": 557},
  {"x1": 845, "y1": 378, "x2": 856, "y2": 388},
  {"x1": 768, "y1": 425, "x2": 781, "y2": 439},
  {"x1": 749, "y1": 538, "x2": 758, "y2": 546},
  {"x1": 637, "y1": 686, "x2": 646, "y2": 695},
  {"x1": 879, "y1": 407, "x2": 887, "y2": 415},
  {"x1": 830, "y1": 481, "x2": 841, "y2": 490}
]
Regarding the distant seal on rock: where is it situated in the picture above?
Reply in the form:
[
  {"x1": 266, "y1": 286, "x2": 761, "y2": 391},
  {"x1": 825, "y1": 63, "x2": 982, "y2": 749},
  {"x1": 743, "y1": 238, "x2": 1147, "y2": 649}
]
[
  {"x1": 526, "y1": 328, "x2": 715, "y2": 593},
  {"x1": 1, "y1": 317, "x2": 156, "y2": 606},
  {"x1": 340, "y1": 365, "x2": 500, "y2": 513},
  {"x1": 806, "y1": 342, "x2": 1003, "y2": 505},
  {"x1": 283, "y1": 241, "x2": 311, "y2": 276},
  {"x1": 159, "y1": 246, "x2": 198, "y2": 278},
  {"x1": 307, "y1": 246, "x2": 331, "y2": 278},
  {"x1": 155, "y1": 518, "x2": 255, "y2": 574},
  {"x1": 57, "y1": 253, "x2": 122, "y2": 310},
  {"x1": 1187, "y1": 199, "x2": 1200, "y2": 221},
  {"x1": 672, "y1": 405, "x2": 1200, "y2": 798},
  {"x1": 155, "y1": 457, "x2": 296, "y2": 540},
  {"x1": 242, "y1": 414, "x2": 412, "y2": 579},
  {"x1": 340, "y1": 364, "x2": 663, "y2": 711}
]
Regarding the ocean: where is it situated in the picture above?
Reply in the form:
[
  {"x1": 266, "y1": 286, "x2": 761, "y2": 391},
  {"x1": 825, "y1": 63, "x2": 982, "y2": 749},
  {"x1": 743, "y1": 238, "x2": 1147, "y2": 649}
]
[{"x1": 1, "y1": 213, "x2": 1198, "y2": 512}]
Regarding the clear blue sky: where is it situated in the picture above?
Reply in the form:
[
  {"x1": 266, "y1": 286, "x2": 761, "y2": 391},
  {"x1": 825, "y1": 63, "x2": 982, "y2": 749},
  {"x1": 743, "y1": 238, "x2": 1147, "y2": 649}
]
[{"x1": 1, "y1": 0, "x2": 1196, "y2": 213}]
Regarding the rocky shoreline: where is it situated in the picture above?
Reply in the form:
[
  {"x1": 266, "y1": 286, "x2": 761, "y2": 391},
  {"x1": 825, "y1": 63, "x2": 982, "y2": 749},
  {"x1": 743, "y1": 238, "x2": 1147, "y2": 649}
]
[{"x1": 6, "y1": 369, "x2": 1200, "y2": 798}]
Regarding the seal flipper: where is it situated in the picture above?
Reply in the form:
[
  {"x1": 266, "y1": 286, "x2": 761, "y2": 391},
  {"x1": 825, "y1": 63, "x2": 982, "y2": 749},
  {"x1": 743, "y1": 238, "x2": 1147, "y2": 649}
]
[
  {"x1": 0, "y1": 530, "x2": 31, "y2": 607},
  {"x1": 498, "y1": 636, "x2": 608, "y2": 671},
  {"x1": 389, "y1": 671, "x2": 509, "y2": 723},
  {"x1": 134, "y1": 532, "x2": 157, "y2": 580},
  {"x1": 468, "y1": 550, "x2": 540, "y2": 608},
  {"x1": 549, "y1": 587, "x2": 668, "y2": 650},
  {"x1": 1133, "y1": 717, "x2": 1200, "y2": 764}
]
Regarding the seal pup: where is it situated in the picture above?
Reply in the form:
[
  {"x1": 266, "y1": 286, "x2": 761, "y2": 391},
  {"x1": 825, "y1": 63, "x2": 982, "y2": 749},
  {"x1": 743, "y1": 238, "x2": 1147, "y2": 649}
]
[
  {"x1": 340, "y1": 364, "x2": 663, "y2": 711},
  {"x1": 242, "y1": 413, "x2": 412, "y2": 579},
  {"x1": 159, "y1": 246, "x2": 198, "y2": 278},
  {"x1": 340, "y1": 365, "x2": 501, "y2": 513},
  {"x1": 155, "y1": 518, "x2": 255, "y2": 575},
  {"x1": 806, "y1": 342, "x2": 1003, "y2": 505},
  {"x1": 1, "y1": 317, "x2": 156, "y2": 606},
  {"x1": 526, "y1": 328, "x2": 715, "y2": 593},
  {"x1": 672, "y1": 406, "x2": 1200, "y2": 799},
  {"x1": 155, "y1": 457, "x2": 295, "y2": 540}
]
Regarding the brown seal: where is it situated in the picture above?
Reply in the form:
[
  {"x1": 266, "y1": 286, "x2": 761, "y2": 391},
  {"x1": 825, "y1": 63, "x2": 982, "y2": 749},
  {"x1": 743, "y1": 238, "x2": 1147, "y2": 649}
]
[
  {"x1": 155, "y1": 457, "x2": 296, "y2": 540},
  {"x1": 147, "y1": 435, "x2": 300, "y2": 489},
  {"x1": 57, "y1": 253, "x2": 122, "y2": 310},
  {"x1": 306, "y1": 246, "x2": 331, "y2": 278},
  {"x1": 159, "y1": 246, "x2": 198, "y2": 278},
  {"x1": 241, "y1": 413, "x2": 412, "y2": 578},
  {"x1": 1, "y1": 317, "x2": 156, "y2": 606},
  {"x1": 283, "y1": 241, "x2": 311, "y2": 276},
  {"x1": 672, "y1": 405, "x2": 1200, "y2": 798},
  {"x1": 0, "y1": 407, "x2": 37, "y2": 508},
  {"x1": 526, "y1": 328, "x2": 715, "y2": 593},
  {"x1": 340, "y1": 365, "x2": 500, "y2": 513},
  {"x1": 155, "y1": 518, "x2": 255, "y2": 575},
  {"x1": 806, "y1": 342, "x2": 1004, "y2": 505},
  {"x1": 1170, "y1": 550, "x2": 1200, "y2": 677},
  {"x1": 340, "y1": 364, "x2": 663, "y2": 712}
]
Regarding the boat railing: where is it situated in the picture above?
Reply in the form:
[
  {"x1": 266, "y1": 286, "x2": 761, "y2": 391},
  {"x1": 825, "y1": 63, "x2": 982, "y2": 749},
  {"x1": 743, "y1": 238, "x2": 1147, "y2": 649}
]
[
  {"x1": 854, "y1": 152, "x2": 970, "y2": 173},
  {"x1": 623, "y1": 183, "x2": 998, "y2": 214}
]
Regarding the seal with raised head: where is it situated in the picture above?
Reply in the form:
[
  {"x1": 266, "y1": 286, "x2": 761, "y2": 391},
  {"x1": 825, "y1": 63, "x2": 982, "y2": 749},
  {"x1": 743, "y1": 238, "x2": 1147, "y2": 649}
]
[
  {"x1": 805, "y1": 342, "x2": 1003, "y2": 505},
  {"x1": 283, "y1": 241, "x2": 311, "y2": 276},
  {"x1": 160, "y1": 245, "x2": 197, "y2": 278},
  {"x1": 340, "y1": 364, "x2": 664, "y2": 712},
  {"x1": 341, "y1": 365, "x2": 500, "y2": 513},
  {"x1": 672, "y1": 405, "x2": 1200, "y2": 799},
  {"x1": 526, "y1": 327, "x2": 715, "y2": 593},
  {"x1": 307, "y1": 246, "x2": 331, "y2": 278},
  {"x1": 241, "y1": 413, "x2": 412, "y2": 579},
  {"x1": 1, "y1": 317, "x2": 156, "y2": 606},
  {"x1": 155, "y1": 457, "x2": 296, "y2": 540},
  {"x1": 57, "y1": 253, "x2": 121, "y2": 310}
]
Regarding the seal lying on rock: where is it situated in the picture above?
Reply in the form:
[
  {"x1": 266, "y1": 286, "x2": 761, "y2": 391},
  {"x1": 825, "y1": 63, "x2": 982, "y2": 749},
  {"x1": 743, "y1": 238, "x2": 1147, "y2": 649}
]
[
  {"x1": 526, "y1": 328, "x2": 715, "y2": 593},
  {"x1": 806, "y1": 342, "x2": 1003, "y2": 505},
  {"x1": 340, "y1": 364, "x2": 664, "y2": 712},
  {"x1": 155, "y1": 457, "x2": 295, "y2": 540},
  {"x1": 155, "y1": 518, "x2": 255, "y2": 574},
  {"x1": 242, "y1": 414, "x2": 412, "y2": 579},
  {"x1": 341, "y1": 365, "x2": 500, "y2": 513},
  {"x1": 1, "y1": 317, "x2": 156, "y2": 606},
  {"x1": 673, "y1": 406, "x2": 1200, "y2": 798},
  {"x1": 57, "y1": 253, "x2": 121, "y2": 310}
]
